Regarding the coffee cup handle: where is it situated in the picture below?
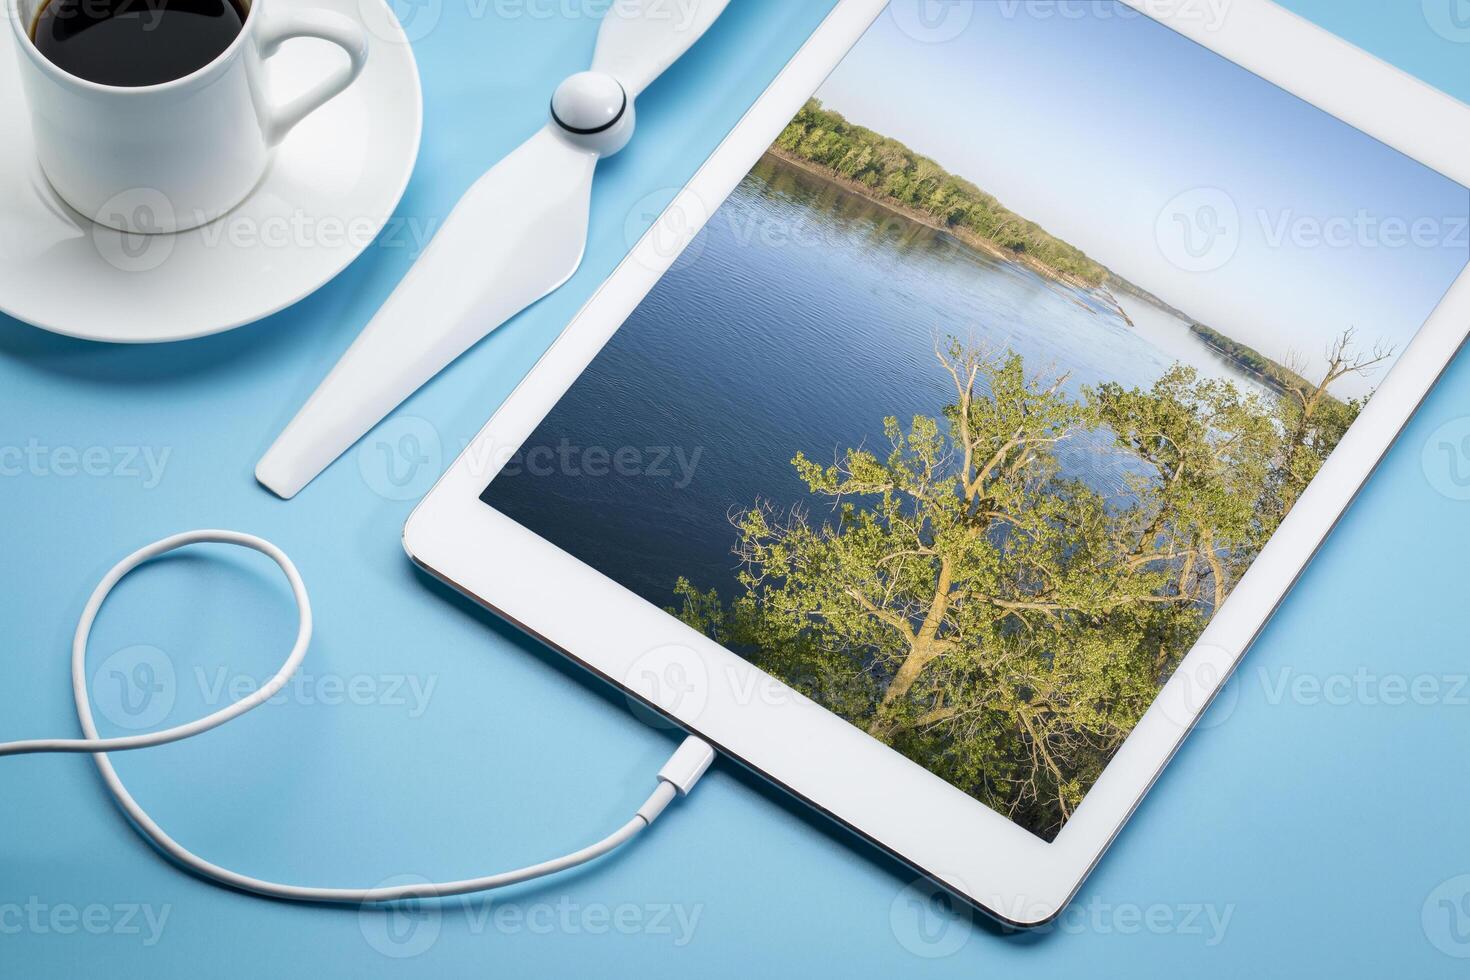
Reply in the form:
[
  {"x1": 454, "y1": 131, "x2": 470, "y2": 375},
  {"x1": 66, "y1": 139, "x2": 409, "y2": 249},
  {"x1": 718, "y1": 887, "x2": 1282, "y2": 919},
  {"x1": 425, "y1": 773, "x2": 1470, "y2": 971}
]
[{"x1": 257, "y1": 9, "x2": 370, "y2": 146}]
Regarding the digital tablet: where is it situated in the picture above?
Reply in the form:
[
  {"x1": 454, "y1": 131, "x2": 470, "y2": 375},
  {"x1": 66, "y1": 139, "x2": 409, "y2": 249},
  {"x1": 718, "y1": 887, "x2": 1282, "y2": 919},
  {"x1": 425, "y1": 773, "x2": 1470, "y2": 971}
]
[{"x1": 405, "y1": 0, "x2": 1470, "y2": 926}]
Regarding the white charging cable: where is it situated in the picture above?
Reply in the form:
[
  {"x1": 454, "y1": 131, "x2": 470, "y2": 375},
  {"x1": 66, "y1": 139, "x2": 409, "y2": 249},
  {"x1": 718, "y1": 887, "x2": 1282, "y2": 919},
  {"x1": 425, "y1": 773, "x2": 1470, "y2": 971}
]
[{"x1": 0, "y1": 530, "x2": 716, "y2": 904}]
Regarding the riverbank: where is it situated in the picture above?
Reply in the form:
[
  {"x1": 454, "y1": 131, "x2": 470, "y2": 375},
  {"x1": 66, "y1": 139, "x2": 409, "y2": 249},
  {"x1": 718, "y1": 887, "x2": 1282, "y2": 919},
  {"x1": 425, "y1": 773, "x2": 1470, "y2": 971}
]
[
  {"x1": 1188, "y1": 325, "x2": 1294, "y2": 397},
  {"x1": 764, "y1": 148, "x2": 1101, "y2": 293}
]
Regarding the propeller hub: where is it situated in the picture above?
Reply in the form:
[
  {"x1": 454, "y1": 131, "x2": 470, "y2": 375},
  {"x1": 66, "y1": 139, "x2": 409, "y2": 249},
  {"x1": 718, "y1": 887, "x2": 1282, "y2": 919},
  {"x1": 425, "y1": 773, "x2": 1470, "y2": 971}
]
[{"x1": 551, "y1": 71, "x2": 635, "y2": 156}]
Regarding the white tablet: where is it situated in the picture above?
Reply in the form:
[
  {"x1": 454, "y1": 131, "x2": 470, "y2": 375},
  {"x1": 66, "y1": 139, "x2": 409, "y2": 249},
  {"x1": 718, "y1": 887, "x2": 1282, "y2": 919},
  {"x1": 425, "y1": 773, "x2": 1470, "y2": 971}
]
[{"x1": 406, "y1": 0, "x2": 1470, "y2": 926}]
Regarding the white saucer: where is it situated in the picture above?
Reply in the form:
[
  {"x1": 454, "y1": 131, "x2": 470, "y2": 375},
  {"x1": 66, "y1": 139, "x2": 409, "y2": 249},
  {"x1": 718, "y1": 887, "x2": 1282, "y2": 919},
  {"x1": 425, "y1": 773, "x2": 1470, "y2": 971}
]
[{"x1": 0, "y1": 0, "x2": 422, "y2": 343}]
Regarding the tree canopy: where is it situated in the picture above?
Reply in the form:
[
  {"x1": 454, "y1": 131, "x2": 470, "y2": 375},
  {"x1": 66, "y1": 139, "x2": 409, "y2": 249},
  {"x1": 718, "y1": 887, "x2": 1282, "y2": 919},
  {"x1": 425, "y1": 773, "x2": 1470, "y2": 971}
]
[{"x1": 674, "y1": 333, "x2": 1378, "y2": 839}]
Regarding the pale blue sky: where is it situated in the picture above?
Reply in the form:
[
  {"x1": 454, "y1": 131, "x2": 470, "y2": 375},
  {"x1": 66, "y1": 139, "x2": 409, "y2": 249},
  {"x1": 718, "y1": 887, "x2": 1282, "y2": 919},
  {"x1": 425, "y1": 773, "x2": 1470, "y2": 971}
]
[{"x1": 814, "y1": 2, "x2": 1470, "y2": 396}]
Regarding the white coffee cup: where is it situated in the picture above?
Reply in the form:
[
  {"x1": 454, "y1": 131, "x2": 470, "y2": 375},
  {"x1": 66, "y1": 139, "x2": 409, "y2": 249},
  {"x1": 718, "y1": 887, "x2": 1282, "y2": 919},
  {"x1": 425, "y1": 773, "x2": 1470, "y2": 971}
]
[{"x1": 6, "y1": 0, "x2": 369, "y2": 233}]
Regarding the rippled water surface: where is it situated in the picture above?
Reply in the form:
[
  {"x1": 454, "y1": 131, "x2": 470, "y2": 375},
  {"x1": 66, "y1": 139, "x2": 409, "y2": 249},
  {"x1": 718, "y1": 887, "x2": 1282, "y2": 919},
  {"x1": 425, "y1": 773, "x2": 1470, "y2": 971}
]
[{"x1": 484, "y1": 155, "x2": 1269, "y2": 606}]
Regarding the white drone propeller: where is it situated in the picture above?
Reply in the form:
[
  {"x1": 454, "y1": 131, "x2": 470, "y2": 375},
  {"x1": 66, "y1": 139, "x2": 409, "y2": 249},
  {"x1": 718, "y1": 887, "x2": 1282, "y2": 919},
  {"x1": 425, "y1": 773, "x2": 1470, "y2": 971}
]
[{"x1": 256, "y1": 0, "x2": 732, "y2": 499}]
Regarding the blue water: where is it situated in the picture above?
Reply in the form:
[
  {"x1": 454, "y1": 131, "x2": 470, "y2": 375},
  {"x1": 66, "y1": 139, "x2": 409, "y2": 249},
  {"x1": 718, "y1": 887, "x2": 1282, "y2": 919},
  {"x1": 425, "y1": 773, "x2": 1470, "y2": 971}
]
[{"x1": 482, "y1": 155, "x2": 1267, "y2": 606}]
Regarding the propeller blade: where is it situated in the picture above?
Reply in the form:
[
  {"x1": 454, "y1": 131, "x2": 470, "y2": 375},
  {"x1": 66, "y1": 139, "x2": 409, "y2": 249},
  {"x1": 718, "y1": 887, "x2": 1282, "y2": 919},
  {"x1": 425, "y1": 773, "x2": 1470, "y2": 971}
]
[
  {"x1": 256, "y1": 124, "x2": 598, "y2": 499},
  {"x1": 592, "y1": 0, "x2": 731, "y2": 98},
  {"x1": 257, "y1": 0, "x2": 733, "y2": 498}
]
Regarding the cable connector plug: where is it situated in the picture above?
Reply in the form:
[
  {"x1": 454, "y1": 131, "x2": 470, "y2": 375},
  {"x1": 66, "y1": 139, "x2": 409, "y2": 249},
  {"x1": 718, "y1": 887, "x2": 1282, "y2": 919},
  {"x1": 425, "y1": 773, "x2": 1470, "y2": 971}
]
[
  {"x1": 658, "y1": 736, "x2": 717, "y2": 795},
  {"x1": 635, "y1": 736, "x2": 716, "y2": 825}
]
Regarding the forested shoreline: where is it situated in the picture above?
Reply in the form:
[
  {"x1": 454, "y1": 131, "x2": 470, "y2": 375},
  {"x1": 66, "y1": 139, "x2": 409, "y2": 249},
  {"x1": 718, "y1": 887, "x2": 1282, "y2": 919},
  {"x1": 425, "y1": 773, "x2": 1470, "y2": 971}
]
[{"x1": 773, "y1": 99, "x2": 1108, "y2": 287}]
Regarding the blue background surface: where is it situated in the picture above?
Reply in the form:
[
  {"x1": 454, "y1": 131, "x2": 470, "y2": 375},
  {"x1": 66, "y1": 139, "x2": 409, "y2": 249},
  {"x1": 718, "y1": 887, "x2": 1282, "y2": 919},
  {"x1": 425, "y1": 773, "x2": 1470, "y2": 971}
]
[{"x1": 3, "y1": 1, "x2": 1469, "y2": 975}]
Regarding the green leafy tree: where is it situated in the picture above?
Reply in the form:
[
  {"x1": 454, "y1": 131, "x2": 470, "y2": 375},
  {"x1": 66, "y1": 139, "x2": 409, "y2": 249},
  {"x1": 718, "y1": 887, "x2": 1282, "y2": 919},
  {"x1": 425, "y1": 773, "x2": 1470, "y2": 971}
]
[
  {"x1": 1266, "y1": 329, "x2": 1384, "y2": 520},
  {"x1": 674, "y1": 332, "x2": 1378, "y2": 838}
]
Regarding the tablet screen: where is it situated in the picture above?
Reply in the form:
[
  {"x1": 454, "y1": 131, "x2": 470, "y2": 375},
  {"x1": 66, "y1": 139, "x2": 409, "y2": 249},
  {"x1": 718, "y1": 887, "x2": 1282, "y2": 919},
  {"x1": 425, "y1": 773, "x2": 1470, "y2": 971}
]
[{"x1": 482, "y1": 2, "x2": 1470, "y2": 841}]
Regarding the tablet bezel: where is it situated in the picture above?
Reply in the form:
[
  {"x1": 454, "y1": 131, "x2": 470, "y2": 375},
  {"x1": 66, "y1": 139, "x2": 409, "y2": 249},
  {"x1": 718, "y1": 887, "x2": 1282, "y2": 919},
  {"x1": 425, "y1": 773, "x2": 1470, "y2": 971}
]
[{"x1": 405, "y1": 0, "x2": 1470, "y2": 926}]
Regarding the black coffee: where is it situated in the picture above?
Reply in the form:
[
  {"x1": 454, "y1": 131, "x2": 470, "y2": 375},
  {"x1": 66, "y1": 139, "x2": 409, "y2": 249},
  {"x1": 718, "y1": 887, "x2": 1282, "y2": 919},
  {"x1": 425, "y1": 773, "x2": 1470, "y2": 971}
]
[{"x1": 31, "y1": 0, "x2": 247, "y2": 87}]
